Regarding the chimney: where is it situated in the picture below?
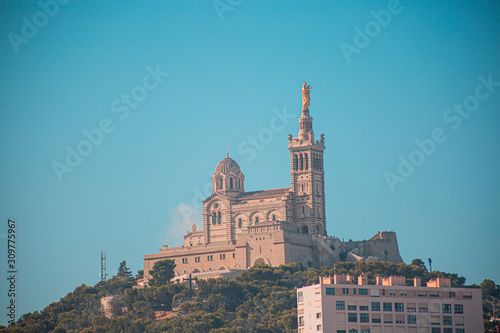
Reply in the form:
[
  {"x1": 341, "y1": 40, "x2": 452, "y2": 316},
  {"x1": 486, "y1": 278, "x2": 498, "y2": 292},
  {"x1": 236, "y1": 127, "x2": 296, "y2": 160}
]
[{"x1": 358, "y1": 275, "x2": 368, "y2": 285}]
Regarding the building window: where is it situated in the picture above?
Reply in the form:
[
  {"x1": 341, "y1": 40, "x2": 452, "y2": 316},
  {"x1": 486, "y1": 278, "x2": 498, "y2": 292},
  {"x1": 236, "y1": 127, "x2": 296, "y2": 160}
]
[
  {"x1": 419, "y1": 306, "x2": 428, "y2": 312},
  {"x1": 360, "y1": 313, "x2": 369, "y2": 323},
  {"x1": 371, "y1": 302, "x2": 380, "y2": 311},
  {"x1": 454, "y1": 304, "x2": 463, "y2": 314},
  {"x1": 353, "y1": 288, "x2": 356, "y2": 295},
  {"x1": 407, "y1": 315, "x2": 416, "y2": 324},
  {"x1": 448, "y1": 292, "x2": 455, "y2": 298},
  {"x1": 316, "y1": 312, "x2": 321, "y2": 319},
  {"x1": 230, "y1": 178, "x2": 233, "y2": 189},
  {"x1": 238, "y1": 219, "x2": 242, "y2": 228},
  {"x1": 348, "y1": 305, "x2": 357, "y2": 311},
  {"x1": 443, "y1": 316, "x2": 452, "y2": 325},
  {"x1": 342, "y1": 288, "x2": 349, "y2": 295},
  {"x1": 207, "y1": 255, "x2": 213, "y2": 261},
  {"x1": 220, "y1": 254, "x2": 225, "y2": 259},
  {"x1": 443, "y1": 328, "x2": 452, "y2": 333},
  {"x1": 217, "y1": 212, "x2": 221, "y2": 224},
  {"x1": 255, "y1": 216, "x2": 259, "y2": 224},
  {"x1": 372, "y1": 317, "x2": 381, "y2": 323},
  {"x1": 360, "y1": 305, "x2": 368, "y2": 311},
  {"x1": 407, "y1": 306, "x2": 416, "y2": 312},
  {"x1": 316, "y1": 325, "x2": 322, "y2": 331},
  {"x1": 220, "y1": 178, "x2": 223, "y2": 189},
  {"x1": 272, "y1": 214, "x2": 276, "y2": 221},
  {"x1": 431, "y1": 329, "x2": 441, "y2": 333},
  {"x1": 233, "y1": 253, "x2": 235, "y2": 258},
  {"x1": 359, "y1": 288, "x2": 368, "y2": 295},
  {"x1": 442, "y1": 304, "x2": 452, "y2": 313},
  {"x1": 326, "y1": 288, "x2": 335, "y2": 295},
  {"x1": 195, "y1": 257, "x2": 200, "y2": 262},
  {"x1": 298, "y1": 292, "x2": 303, "y2": 302},
  {"x1": 348, "y1": 313, "x2": 357, "y2": 322},
  {"x1": 298, "y1": 316, "x2": 304, "y2": 326},
  {"x1": 456, "y1": 329, "x2": 464, "y2": 333},
  {"x1": 348, "y1": 330, "x2": 358, "y2": 333},
  {"x1": 383, "y1": 302, "x2": 392, "y2": 311},
  {"x1": 182, "y1": 258, "x2": 188, "y2": 264},
  {"x1": 395, "y1": 303, "x2": 404, "y2": 312},
  {"x1": 336, "y1": 301, "x2": 345, "y2": 310}
]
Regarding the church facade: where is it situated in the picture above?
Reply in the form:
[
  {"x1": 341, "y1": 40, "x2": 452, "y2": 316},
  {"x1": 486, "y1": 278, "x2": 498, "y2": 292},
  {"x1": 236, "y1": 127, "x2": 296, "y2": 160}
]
[{"x1": 143, "y1": 83, "x2": 403, "y2": 280}]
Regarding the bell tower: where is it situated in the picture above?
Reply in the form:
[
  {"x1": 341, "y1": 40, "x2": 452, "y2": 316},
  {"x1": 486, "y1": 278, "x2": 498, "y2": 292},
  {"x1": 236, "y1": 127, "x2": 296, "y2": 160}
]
[{"x1": 288, "y1": 82, "x2": 326, "y2": 236}]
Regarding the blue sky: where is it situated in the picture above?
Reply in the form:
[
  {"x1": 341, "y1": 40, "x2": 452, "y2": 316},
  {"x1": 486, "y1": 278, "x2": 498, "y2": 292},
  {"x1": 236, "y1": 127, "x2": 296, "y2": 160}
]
[{"x1": 1, "y1": 0, "x2": 499, "y2": 324}]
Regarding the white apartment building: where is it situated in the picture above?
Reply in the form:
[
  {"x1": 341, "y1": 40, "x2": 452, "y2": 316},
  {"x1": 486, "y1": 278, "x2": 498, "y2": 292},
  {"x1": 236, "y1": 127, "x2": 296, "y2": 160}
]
[{"x1": 297, "y1": 274, "x2": 483, "y2": 333}]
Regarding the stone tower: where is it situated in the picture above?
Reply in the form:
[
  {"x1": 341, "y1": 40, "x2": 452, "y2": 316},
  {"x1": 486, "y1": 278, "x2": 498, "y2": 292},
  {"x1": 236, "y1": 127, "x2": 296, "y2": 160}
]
[{"x1": 288, "y1": 82, "x2": 326, "y2": 236}]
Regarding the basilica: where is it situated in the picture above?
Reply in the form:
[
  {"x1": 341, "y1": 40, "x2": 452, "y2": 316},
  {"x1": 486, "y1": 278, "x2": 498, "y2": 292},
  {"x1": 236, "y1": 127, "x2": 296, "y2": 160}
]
[{"x1": 143, "y1": 83, "x2": 402, "y2": 281}]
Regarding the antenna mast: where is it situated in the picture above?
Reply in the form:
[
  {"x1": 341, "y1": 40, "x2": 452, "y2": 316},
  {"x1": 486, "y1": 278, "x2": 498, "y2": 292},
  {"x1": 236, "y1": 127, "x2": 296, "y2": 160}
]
[{"x1": 101, "y1": 252, "x2": 108, "y2": 282}]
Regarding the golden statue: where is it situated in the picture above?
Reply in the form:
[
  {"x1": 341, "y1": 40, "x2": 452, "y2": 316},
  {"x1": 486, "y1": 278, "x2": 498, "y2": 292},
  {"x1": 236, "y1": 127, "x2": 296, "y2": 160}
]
[{"x1": 301, "y1": 81, "x2": 311, "y2": 110}]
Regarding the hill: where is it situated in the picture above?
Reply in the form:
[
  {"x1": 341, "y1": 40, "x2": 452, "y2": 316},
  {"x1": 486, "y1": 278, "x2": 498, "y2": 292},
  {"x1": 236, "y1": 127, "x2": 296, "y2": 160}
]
[{"x1": 0, "y1": 261, "x2": 496, "y2": 333}]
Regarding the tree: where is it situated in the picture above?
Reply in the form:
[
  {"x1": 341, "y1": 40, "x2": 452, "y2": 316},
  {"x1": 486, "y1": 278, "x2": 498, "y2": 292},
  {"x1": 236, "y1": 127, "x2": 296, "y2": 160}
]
[
  {"x1": 135, "y1": 270, "x2": 144, "y2": 280},
  {"x1": 149, "y1": 259, "x2": 176, "y2": 287},
  {"x1": 108, "y1": 296, "x2": 124, "y2": 317},
  {"x1": 480, "y1": 279, "x2": 496, "y2": 297},
  {"x1": 411, "y1": 258, "x2": 427, "y2": 270},
  {"x1": 117, "y1": 260, "x2": 133, "y2": 280}
]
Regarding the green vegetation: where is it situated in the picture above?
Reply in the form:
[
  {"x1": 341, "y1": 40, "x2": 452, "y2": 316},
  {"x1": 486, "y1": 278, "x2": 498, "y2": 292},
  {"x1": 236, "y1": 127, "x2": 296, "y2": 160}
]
[
  {"x1": 0, "y1": 260, "x2": 495, "y2": 333},
  {"x1": 148, "y1": 259, "x2": 176, "y2": 287},
  {"x1": 117, "y1": 261, "x2": 134, "y2": 281}
]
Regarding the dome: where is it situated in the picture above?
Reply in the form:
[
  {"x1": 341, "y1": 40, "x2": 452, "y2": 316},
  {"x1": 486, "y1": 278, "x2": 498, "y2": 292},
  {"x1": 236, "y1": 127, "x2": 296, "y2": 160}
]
[{"x1": 214, "y1": 155, "x2": 241, "y2": 175}]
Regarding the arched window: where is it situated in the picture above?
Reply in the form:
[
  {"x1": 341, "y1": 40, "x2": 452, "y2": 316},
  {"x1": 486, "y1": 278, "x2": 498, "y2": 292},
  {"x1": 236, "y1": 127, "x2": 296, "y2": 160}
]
[
  {"x1": 302, "y1": 206, "x2": 305, "y2": 214},
  {"x1": 238, "y1": 219, "x2": 242, "y2": 228},
  {"x1": 294, "y1": 155, "x2": 298, "y2": 171},
  {"x1": 220, "y1": 178, "x2": 223, "y2": 189},
  {"x1": 255, "y1": 216, "x2": 259, "y2": 224},
  {"x1": 272, "y1": 215, "x2": 276, "y2": 221},
  {"x1": 316, "y1": 224, "x2": 322, "y2": 236},
  {"x1": 237, "y1": 179, "x2": 240, "y2": 189},
  {"x1": 300, "y1": 154, "x2": 304, "y2": 170},
  {"x1": 212, "y1": 212, "x2": 216, "y2": 225},
  {"x1": 230, "y1": 178, "x2": 233, "y2": 189},
  {"x1": 305, "y1": 153, "x2": 308, "y2": 170},
  {"x1": 302, "y1": 225, "x2": 309, "y2": 234},
  {"x1": 217, "y1": 212, "x2": 221, "y2": 224}
]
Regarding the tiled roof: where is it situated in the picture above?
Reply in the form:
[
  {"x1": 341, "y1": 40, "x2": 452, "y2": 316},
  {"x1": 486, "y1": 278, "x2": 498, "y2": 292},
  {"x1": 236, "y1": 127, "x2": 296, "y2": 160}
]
[{"x1": 239, "y1": 187, "x2": 291, "y2": 199}]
